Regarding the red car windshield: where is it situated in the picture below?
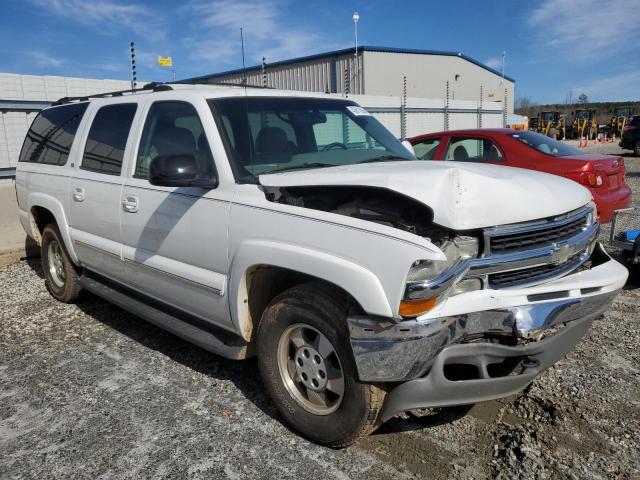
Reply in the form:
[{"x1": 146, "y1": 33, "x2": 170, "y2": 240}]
[{"x1": 511, "y1": 131, "x2": 582, "y2": 157}]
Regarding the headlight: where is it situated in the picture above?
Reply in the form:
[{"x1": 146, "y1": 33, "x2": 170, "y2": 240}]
[
  {"x1": 401, "y1": 236, "x2": 480, "y2": 317},
  {"x1": 586, "y1": 201, "x2": 597, "y2": 226},
  {"x1": 406, "y1": 236, "x2": 479, "y2": 284}
]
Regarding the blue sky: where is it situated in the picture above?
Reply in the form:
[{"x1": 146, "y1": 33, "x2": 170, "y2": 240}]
[{"x1": 3, "y1": 0, "x2": 639, "y2": 104}]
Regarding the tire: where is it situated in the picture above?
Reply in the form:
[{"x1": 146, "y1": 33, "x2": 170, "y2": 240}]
[
  {"x1": 634, "y1": 140, "x2": 640, "y2": 157},
  {"x1": 41, "y1": 223, "x2": 81, "y2": 303},
  {"x1": 256, "y1": 282, "x2": 385, "y2": 447}
]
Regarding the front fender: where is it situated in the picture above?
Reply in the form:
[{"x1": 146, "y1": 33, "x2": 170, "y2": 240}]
[
  {"x1": 228, "y1": 239, "x2": 392, "y2": 341},
  {"x1": 27, "y1": 192, "x2": 78, "y2": 264}
]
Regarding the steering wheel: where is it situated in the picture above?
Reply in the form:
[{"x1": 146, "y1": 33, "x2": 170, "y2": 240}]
[{"x1": 322, "y1": 142, "x2": 348, "y2": 152}]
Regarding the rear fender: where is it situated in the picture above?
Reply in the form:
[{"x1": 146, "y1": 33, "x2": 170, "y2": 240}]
[{"x1": 27, "y1": 192, "x2": 78, "y2": 264}]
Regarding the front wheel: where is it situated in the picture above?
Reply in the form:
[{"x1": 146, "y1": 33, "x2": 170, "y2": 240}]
[{"x1": 257, "y1": 283, "x2": 385, "y2": 447}]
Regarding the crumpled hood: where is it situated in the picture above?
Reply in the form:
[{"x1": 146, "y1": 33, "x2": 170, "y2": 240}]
[{"x1": 259, "y1": 161, "x2": 593, "y2": 230}]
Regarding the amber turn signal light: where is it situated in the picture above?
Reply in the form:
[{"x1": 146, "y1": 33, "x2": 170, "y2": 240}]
[{"x1": 399, "y1": 297, "x2": 438, "y2": 317}]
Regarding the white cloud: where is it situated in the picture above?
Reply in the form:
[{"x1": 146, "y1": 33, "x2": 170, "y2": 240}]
[
  {"x1": 184, "y1": 0, "x2": 334, "y2": 66},
  {"x1": 528, "y1": 0, "x2": 640, "y2": 62},
  {"x1": 483, "y1": 57, "x2": 502, "y2": 70},
  {"x1": 27, "y1": 51, "x2": 65, "y2": 68},
  {"x1": 27, "y1": 0, "x2": 164, "y2": 39},
  {"x1": 572, "y1": 71, "x2": 640, "y2": 101}
]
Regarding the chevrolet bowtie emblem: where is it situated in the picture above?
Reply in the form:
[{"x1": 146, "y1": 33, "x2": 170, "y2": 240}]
[{"x1": 551, "y1": 243, "x2": 572, "y2": 265}]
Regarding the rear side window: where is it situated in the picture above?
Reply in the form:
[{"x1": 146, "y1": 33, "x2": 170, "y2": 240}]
[
  {"x1": 412, "y1": 138, "x2": 440, "y2": 160},
  {"x1": 18, "y1": 102, "x2": 88, "y2": 165},
  {"x1": 81, "y1": 103, "x2": 137, "y2": 175},
  {"x1": 445, "y1": 137, "x2": 503, "y2": 162}
]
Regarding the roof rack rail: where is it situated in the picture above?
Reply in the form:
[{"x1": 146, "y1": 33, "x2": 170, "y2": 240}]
[{"x1": 52, "y1": 82, "x2": 173, "y2": 106}]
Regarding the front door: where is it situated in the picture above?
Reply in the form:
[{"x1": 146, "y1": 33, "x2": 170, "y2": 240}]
[{"x1": 119, "y1": 100, "x2": 231, "y2": 327}]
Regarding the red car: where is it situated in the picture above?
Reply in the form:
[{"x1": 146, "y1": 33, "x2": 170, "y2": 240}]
[{"x1": 409, "y1": 129, "x2": 632, "y2": 223}]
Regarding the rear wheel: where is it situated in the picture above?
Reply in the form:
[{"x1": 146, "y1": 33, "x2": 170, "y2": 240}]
[
  {"x1": 257, "y1": 282, "x2": 385, "y2": 447},
  {"x1": 41, "y1": 224, "x2": 81, "y2": 303}
]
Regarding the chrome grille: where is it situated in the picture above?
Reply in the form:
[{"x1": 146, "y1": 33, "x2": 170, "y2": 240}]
[
  {"x1": 488, "y1": 251, "x2": 588, "y2": 289},
  {"x1": 488, "y1": 210, "x2": 589, "y2": 254}
]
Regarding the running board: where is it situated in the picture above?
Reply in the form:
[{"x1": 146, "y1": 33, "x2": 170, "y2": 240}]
[{"x1": 79, "y1": 272, "x2": 250, "y2": 360}]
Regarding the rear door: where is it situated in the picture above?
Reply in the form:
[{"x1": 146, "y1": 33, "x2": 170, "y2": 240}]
[
  {"x1": 68, "y1": 101, "x2": 138, "y2": 282},
  {"x1": 119, "y1": 99, "x2": 232, "y2": 327}
]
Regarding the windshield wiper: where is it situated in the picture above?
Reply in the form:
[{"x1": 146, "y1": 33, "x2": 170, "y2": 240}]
[
  {"x1": 266, "y1": 162, "x2": 337, "y2": 174},
  {"x1": 358, "y1": 155, "x2": 411, "y2": 164}
]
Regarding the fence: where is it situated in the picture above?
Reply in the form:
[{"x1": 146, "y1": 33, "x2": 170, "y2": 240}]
[{"x1": 349, "y1": 93, "x2": 505, "y2": 139}]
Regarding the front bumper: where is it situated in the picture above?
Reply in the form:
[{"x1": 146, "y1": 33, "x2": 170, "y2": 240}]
[
  {"x1": 349, "y1": 245, "x2": 626, "y2": 383},
  {"x1": 378, "y1": 315, "x2": 597, "y2": 422}
]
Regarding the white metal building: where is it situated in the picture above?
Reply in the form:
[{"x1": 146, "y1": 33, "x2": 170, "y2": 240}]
[{"x1": 181, "y1": 46, "x2": 515, "y2": 111}]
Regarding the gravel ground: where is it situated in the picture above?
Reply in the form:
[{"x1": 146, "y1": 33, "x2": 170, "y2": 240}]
[{"x1": 1, "y1": 146, "x2": 639, "y2": 480}]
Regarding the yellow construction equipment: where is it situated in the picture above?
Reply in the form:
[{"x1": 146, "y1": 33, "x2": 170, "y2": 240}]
[
  {"x1": 571, "y1": 109, "x2": 598, "y2": 140},
  {"x1": 610, "y1": 106, "x2": 634, "y2": 138},
  {"x1": 536, "y1": 111, "x2": 566, "y2": 139}
]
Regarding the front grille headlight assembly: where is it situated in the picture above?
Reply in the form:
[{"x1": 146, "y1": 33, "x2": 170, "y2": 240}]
[
  {"x1": 401, "y1": 236, "x2": 480, "y2": 317},
  {"x1": 585, "y1": 201, "x2": 597, "y2": 226}
]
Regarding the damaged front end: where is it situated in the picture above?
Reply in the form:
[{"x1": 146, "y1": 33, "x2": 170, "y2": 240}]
[
  {"x1": 266, "y1": 184, "x2": 483, "y2": 317},
  {"x1": 343, "y1": 204, "x2": 627, "y2": 418}
]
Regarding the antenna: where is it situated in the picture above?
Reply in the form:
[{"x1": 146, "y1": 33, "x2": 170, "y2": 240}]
[{"x1": 240, "y1": 27, "x2": 247, "y2": 86}]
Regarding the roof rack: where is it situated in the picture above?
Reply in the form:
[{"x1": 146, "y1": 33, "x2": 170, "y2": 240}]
[{"x1": 52, "y1": 82, "x2": 173, "y2": 106}]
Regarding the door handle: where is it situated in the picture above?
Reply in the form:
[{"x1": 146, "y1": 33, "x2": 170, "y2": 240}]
[
  {"x1": 72, "y1": 187, "x2": 85, "y2": 202},
  {"x1": 122, "y1": 195, "x2": 139, "y2": 213}
]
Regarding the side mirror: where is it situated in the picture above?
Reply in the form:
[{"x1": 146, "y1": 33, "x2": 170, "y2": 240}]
[
  {"x1": 149, "y1": 154, "x2": 218, "y2": 188},
  {"x1": 401, "y1": 140, "x2": 415, "y2": 156}
]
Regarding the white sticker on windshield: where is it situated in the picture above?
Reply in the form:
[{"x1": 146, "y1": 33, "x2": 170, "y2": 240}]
[{"x1": 346, "y1": 106, "x2": 371, "y2": 116}]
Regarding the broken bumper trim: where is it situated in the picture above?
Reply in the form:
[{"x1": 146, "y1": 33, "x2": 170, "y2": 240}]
[
  {"x1": 378, "y1": 315, "x2": 595, "y2": 422},
  {"x1": 348, "y1": 288, "x2": 619, "y2": 383}
]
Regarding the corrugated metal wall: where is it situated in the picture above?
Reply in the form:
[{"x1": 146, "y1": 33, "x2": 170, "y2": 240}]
[
  {"x1": 198, "y1": 52, "x2": 364, "y2": 95},
  {"x1": 0, "y1": 73, "x2": 138, "y2": 169}
]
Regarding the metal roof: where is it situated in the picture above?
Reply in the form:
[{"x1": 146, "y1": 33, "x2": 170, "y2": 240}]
[{"x1": 179, "y1": 45, "x2": 516, "y2": 84}]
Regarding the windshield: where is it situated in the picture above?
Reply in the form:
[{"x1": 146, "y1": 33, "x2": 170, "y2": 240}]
[
  {"x1": 208, "y1": 97, "x2": 415, "y2": 177},
  {"x1": 512, "y1": 131, "x2": 582, "y2": 157}
]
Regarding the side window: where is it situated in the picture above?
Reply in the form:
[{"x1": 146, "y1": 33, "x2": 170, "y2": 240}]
[
  {"x1": 248, "y1": 112, "x2": 297, "y2": 152},
  {"x1": 412, "y1": 138, "x2": 441, "y2": 160},
  {"x1": 312, "y1": 112, "x2": 372, "y2": 150},
  {"x1": 220, "y1": 115, "x2": 236, "y2": 149},
  {"x1": 81, "y1": 103, "x2": 137, "y2": 175},
  {"x1": 445, "y1": 137, "x2": 503, "y2": 162},
  {"x1": 135, "y1": 101, "x2": 214, "y2": 179},
  {"x1": 18, "y1": 102, "x2": 88, "y2": 165}
]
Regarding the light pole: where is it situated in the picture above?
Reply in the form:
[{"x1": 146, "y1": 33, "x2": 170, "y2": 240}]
[{"x1": 353, "y1": 11, "x2": 359, "y2": 94}]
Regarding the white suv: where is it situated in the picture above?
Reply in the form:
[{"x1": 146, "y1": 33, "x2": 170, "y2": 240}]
[{"x1": 15, "y1": 83, "x2": 628, "y2": 446}]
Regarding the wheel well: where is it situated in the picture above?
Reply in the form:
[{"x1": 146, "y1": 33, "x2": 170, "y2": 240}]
[
  {"x1": 30, "y1": 206, "x2": 56, "y2": 244},
  {"x1": 245, "y1": 265, "x2": 364, "y2": 341}
]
